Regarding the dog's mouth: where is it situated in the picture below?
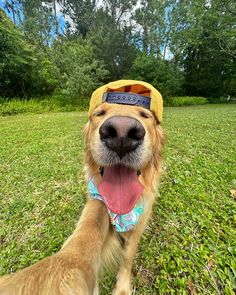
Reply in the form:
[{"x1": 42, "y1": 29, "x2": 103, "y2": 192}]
[{"x1": 98, "y1": 165, "x2": 143, "y2": 214}]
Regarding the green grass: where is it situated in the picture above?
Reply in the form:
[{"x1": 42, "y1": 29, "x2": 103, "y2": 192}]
[
  {"x1": 0, "y1": 104, "x2": 236, "y2": 294},
  {"x1": 164, "y1": 96, "x2": 208, "y2": 107}
]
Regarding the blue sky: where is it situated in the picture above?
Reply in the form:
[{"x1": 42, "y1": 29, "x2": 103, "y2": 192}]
[
  {"x1": 0, "y1": 0, "x2": 15, "y2": 20},
  {"x1": 0, "y1": 0, "x2": 66, "y2": 35}
]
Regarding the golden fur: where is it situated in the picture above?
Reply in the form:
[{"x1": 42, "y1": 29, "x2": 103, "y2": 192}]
[{"x1": 0, "y1": 103, "x2": 164, "y2": 295}]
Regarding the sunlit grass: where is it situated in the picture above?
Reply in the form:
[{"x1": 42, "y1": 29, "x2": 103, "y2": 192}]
[{"x1": 0, "y1": 105, "x2": 235, "y2": 294}]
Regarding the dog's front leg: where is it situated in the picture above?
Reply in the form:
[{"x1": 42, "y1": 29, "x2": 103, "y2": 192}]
[
  {"x1": 112, "y1": 206, "x2": 152, "y2": 295},
  {"x1": 112, "y1": 223, "x2": 146, "y2": 295},
  {"x1": 112, "y1": 195, "x2": 155, "y2": 295}
]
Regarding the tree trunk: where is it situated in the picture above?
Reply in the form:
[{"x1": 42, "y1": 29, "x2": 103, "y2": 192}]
[{"x1": 54, "y1": 0, "x2": 59, "y2": 36}]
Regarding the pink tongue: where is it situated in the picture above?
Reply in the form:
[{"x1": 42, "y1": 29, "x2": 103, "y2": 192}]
[{"x1": 98, "y1": 166, "x2": 143, "y2": 214}]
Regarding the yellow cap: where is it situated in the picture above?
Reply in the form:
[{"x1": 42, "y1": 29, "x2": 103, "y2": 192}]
[{"x1": 88, "y1": 80, "x2": 163, "y2": 123}]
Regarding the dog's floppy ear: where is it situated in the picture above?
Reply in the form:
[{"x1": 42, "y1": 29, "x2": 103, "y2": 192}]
[
  {"x1": 83, "y1": 121, "x2": 92, "y2": 164},
  {"x1": 152, "y1": 124, "x2": 165, "y2": 172},
  {"x1": 83, "y1": 122, "x2": 90, "y2": 144},
  {"x1": 83, "y1": 121, "x2": 99, "y2": 178}
]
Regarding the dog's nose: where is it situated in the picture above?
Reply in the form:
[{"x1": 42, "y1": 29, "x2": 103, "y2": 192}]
[{"x1": 99, "y1": 116, "x2": 145, "y2": 158}]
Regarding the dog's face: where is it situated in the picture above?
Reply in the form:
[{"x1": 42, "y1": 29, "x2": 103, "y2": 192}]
[{"x1": 84, "y1": 102, "x2": 163, "y2": 174}]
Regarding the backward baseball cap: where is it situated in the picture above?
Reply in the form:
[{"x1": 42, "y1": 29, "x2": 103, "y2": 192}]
[{"x1": 88, "y1": 80, "x2": 163, "y2": 123}]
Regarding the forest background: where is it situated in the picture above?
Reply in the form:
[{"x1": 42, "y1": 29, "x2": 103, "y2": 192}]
[{"x1": 0, "y1": 0, "x2": 235, "y2": 111}]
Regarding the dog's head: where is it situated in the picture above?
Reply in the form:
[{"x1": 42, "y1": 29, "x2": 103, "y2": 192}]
[
  {"x1": 84, "y1": 102, "x2": 163, "y2": 172},
  {"x1": 84, "y1": 81, "x2": 164, "y2": 213}
]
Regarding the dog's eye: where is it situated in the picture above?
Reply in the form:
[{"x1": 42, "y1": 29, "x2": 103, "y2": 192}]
[
  {"x1": 93, "y1": 110, "x2": 106, "y2": 117},
  {"x1": 140, "y1": 111, "x2": 151, "y2": 119}
]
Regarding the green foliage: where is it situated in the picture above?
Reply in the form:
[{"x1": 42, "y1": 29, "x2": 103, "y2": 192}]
[
  {"x1": 1, "y1": 0, "x2": 235, "y2": 102},
  {"x1": 133, "y1": 0, "x2": 170, "y2": 57},
  {"x1": 129, "y1": 54, "x2": 183, "y2": 97},
  {"x1": 4, "y1": 0, "x2": 57, "y2": 45},
  {"x1": 89, "y1": 9, "x2": 137, "y2": 80},
  {"x1": 51, "y1": 38, "x2": 109, "y2": 105},
  {"x1": 183, "y1": 39, "x2": 235, "y2": 98},
  {"x1": 0, "y1": 98, "x2": 59, "y2": 115},
  {"x1": 208, "y1": 96, "x2": 232, "y2": 104},
  {"x1": 30, "y1": 49, "x2": 59, "y2": 95},
  {"x1": 164, "y1": 96, "x2": 208, "y2": 107},
  {"x1": 61, "y1": 0, "x2": 97, "y2": 37},
  {"x1": 0, "y1": 9, "x2": 58, "y2": 97},
  {"x1": 0, "y1": 105, "x2": 235, "y2": 294},
  {"x1": 0, "y1": 9, "x2": 35, "y2": 97},
  {"x1": 0, "y1": 95, "x2": 88, "y2": 116},
  {"x1": 170, "y1": 0, "x2": 236, "y2": 98}
]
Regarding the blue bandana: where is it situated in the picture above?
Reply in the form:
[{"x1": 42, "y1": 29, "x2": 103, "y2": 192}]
[{"x1": 88, "y1": 178, "x2": 144, "y2": 232}]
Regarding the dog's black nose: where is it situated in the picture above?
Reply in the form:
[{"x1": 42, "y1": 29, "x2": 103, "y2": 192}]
[{"x1": 99, "y1": 116, "x2": 145, "y2": 158}]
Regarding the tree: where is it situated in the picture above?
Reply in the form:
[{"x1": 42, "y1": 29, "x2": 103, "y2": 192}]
[
  {"x1": 129, "y1": 54, "x2": 183, "y2": 97},
  {"x1": 51, "y1": 38, "x2": 109, "y2": 104},
  {"x1": 4, "y1": 0, "x2": 18, "y2": 25},
  {"x1": 210, "y1": 0, "x2": 236, "y2": 58},
  {"x1": 60, "y1": 0, "x2": 97, "y2": 37},
  {"x1": 19, "y1": 0, "x2": 55, "y2": 46},
  {"x1": 169, "y1": 0, "x2": 236, "y2": 97},
  {"x1": 0, "y1": 9, "x2": 58, "y2": 97},
  {"x1": 0, "y1": 9, "x2": 35, "y2": 97},
  {"x1": 183, "y1": 35, "x2": 235, "y2": 98},
  {"x1": 103, "y1": 0, "x2": 136, "y2": 27},
  {"x1": 133, "y1": 0, "x2": 176, "y2": 58},
  {"x1": 89, "y1": 9, "x2": 137, "y2": 80}
]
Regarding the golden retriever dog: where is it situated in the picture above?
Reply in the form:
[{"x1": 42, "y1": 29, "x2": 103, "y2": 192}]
[{"x1": 0, "y1": 80, "x2": 164, "y2": 295}]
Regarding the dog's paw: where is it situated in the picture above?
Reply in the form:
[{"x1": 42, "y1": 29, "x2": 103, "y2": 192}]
[
  {"x1": 93, "y1": 284, "x2": 99, "y2": 295},
  {"x1": 112, "y1": 286, "x2": 132, "y2": 295},
  {"x1": 112, "y1": 290, "x2": 131, "y2": 295},
  {"x1": 113, "y1": 269, "x2": 133, "y2": 295},
  {"x1": 113, "y1": 292, "x2": 131, "y2": 295}
]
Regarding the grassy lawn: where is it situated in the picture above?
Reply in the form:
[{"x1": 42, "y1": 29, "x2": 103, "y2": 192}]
[{"x1": 0, "y1": 104, "x2": 235, "y2": 294}]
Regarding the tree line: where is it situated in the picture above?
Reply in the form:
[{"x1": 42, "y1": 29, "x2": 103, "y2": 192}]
[{"x1": 0, "y1": 0, "x2": 235, "y2": 103}]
